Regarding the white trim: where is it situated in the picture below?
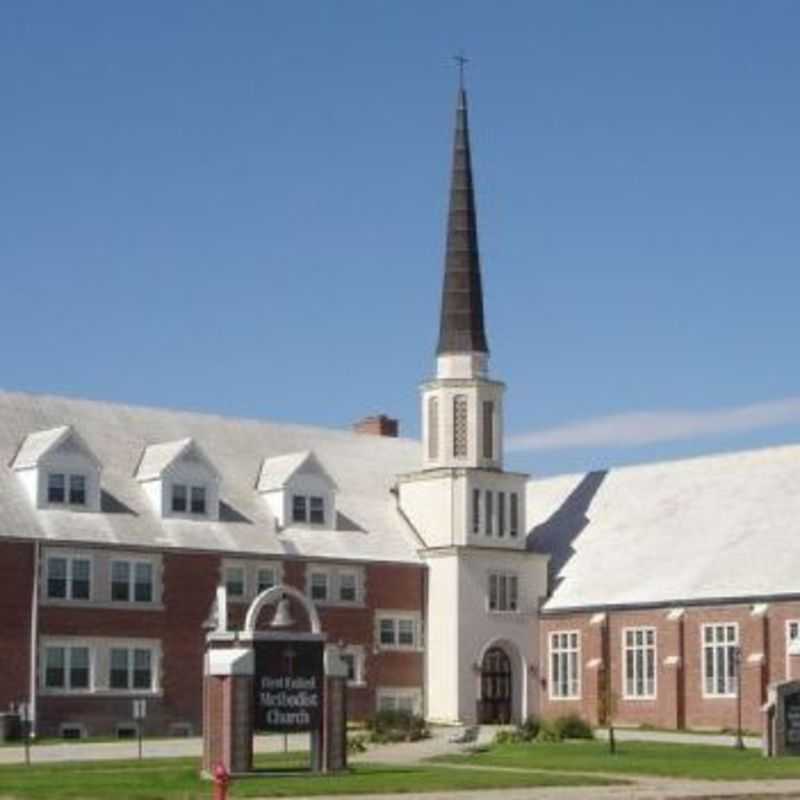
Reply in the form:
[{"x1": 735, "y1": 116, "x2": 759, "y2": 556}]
[
  {"x1": 786, "y1": 619, "x2": 800, "y2": 680},
  {"x1": 376, "y1": 686, "x2": 422, "y2": 714},
  {"x1": 44, "y1": 551, "x2": 93, "y2": 602},
  {"x1": 110, "y1": 557, "x2": 155, "y2": 605},
  {"x1": 621, "y1": 626, "x2": 657, "y2": 700},
  {"x1": 701, "y1": 622, "x2": 739, "y2": 699},
  {"x1": 548, "y1": 629, "x2": 581, "y2": 700},
  {"x1": 304, "y1": 563, "x2": 365, "y2": 607},
  {"x1": 375, "y1": 611, "x2": 422, "y2": 651},
  {"x1": 339, "y1": 644, "x2": 366, "y2": 687}
]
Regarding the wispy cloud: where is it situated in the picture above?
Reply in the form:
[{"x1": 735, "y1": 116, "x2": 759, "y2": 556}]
[{"x1": 506, "y1": 397, "x2": 800, "y2": 452}]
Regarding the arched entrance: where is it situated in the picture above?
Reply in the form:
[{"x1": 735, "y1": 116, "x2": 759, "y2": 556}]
[{"x1": 479, "y1": 646, "x2": 512, "y2": 724}]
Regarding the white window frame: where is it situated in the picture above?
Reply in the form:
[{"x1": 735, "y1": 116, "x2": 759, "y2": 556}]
[
  {"x1": 701, "y1": 623, "x2": 739, "y2": 698},
  {"x1": 291, "y1": 494, "x2": 326, "y2": 526},
  {"x1": 256, "y1": 565, "x2": 277, "y2": 595},
  {"x1": 108, "y1": 646, "x2": 158, "y2": 693},
  {"x1": 170, "y1": 482, "x2": 208, "y2": 516},
  {"x1": 42, "y1": 644, "x2": 93, "y2": 693},
  {"x1": 224, "y1": 564, "x2": 247, "y2": 601},
  {"x1": 622, "y1": 627, "x2": 657, "y2": 700},
  {"x1": 305, "y1": 564, "x2": 364, "y2": 607},
  {"x1": 549, "y1": 630, "x2": 581, "y2": 700},
  {"x1": 339, "y1": 645, "x2": 366, "y2": 687},
  {"x1": 46, "y1": 471, "x2": 89, "y2": 508},
  {"x1": 376, "y1": 612, "x2": 420, "y2": 651},
  {"x1": 110, "y1": 559, "x2": 155, "y2": 604},
  {"x1": 46, "y1": 554, "x2": 93, "y2": 601},
  {"x1": 786, "y1": 620, "x2": 800, "y2": 679},
  {"x1": 309, "y1": 571, "x2": 329, "y2": 602},
  {"x1": 488, "y1": 572, "x2": 519, "y2": 613},
  {"x1": 376, "y1": 687, "x2": 422, "y2": 715}
]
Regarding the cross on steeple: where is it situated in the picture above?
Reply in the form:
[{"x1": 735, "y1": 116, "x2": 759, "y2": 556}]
[{"x1": 453, "y1": 51, "x2": 469, "y2": 89}]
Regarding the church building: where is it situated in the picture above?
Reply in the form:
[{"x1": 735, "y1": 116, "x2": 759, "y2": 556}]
[{"x1": 0, "y1": 80, "x2": 798, "y2": 739}]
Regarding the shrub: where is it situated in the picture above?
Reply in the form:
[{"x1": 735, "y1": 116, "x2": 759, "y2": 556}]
[
  {"x1": 554, "y1": 713, "x2": 594, "y2": 740},
  {"x1": 493, "y1": 728, "x2": 523, "y2": 745},
  {"x1": 366, "y1": 710, "x2": 429, "y2": 743},
  {"x1": 536, "y1": 719, "x2": 563, "y2": 742},
  {"x1": 518, "y1": 714, "x2": 542, "y2": 741}
]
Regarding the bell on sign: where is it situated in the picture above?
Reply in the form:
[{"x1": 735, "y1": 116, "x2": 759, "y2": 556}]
[{"x1": 270, "y1": 594, "x2": 294, "y2": 628}]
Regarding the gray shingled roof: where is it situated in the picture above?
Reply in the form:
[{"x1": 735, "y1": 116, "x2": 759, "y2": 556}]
[
  {"x1": 528, "y1": 443, "x2": 800, "y2": 611},
  {"x1": 0, "y1": 391, "x2": 422, "y2": 564}
]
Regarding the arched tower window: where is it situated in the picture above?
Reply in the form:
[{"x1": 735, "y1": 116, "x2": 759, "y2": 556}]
[
  {"x1": 482, "y1": 401, "x2": 494, "y2": 459},
  {"x1": 428, "y1": 396, "x2": 439, "y2": 460},
  {"x1": 453, "y1": 395, "x2": 468, "y2": 458}
]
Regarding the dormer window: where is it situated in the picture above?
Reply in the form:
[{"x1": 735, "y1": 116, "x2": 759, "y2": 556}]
[
  {"x1": 135, "y1": 438, "x2": 220, "y2": 521},
  {"x1": 258, "y1": 451, "x2": 337, "y2": 530},
  {"x1": 12, "y1": 427, "x2": 102, "y2": 512}
]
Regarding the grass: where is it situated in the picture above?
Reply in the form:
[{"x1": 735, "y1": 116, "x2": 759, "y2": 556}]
[
  {"x1": 0, "y1": 754, "x2": 621, "y2": 799},
  {"x1": 435, "y1": 739, "x2": 800, "y2": 781}
]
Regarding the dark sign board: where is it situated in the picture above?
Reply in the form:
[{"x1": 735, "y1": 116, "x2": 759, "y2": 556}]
[
  {"x1": 785, "y1": 692, "x2": 800, "y2": 746},
  {"x1": 253, "y1": 639, "x2": 324, "y2": 733}
]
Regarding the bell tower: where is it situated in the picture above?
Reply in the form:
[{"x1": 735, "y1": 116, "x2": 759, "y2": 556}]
[
  {"x1": 396, "y1": 72, "x2": 548, "y2": 726},
  {"x1": 421, "y1": 84, "x2": 505, "y2": 472}
]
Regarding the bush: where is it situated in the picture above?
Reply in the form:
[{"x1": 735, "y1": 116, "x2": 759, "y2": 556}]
[
  {"x1": 493, "y1": 728, "x2": 523, "y2": 745},
  {"x1": 518, "y1": 715, "x2": 542, "y2": 741},
  {"x1": 554, "y1": 713, "x2": 594, "y2": 740},
  {"x1": 366, "y1": 710, "x2": 429, "y2": 743},
  {"x1": 536, "y1": 719, "x2": 563, "y2": 742}
]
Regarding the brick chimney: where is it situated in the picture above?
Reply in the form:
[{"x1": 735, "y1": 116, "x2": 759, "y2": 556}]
[{"x1": 353, "y1": 415, "x2": 399, "y2": 438}]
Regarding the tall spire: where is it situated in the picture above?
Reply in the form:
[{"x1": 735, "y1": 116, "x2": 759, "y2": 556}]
[{"x1": 436, "y1": 74, "x2": 489, "y2": 356}]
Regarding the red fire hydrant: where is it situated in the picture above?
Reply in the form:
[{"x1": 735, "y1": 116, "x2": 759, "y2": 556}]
[{"x1": 212, "y1": 762, "x2": 230, "y2": 800}]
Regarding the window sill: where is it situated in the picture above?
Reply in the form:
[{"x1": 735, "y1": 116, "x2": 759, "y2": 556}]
[
  {"x1": 376, "y1": 645, "x2": 422, "y2": 654},
  {"x1": 42, "y1": 599, "x2": 164, "y2": 612},
  {"x1": 621, "y1": 695, "x2": 658, "y2": 702},
  {"x1": 548, "y1": 695, "x2": 582, "y2": 702}
]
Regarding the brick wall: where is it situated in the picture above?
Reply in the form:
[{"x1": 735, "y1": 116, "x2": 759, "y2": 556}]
[
  {"x1": 541, "y1": 601, "x2": 800, "y2": 733},
  {"x1": 0, "y1": 541, "x2": 34, "y2": 709},
  {"x1": 32, "y1": 546, "x2": 424, "y2": 736}
]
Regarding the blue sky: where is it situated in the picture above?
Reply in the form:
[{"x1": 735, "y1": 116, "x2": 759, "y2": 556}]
[{"x1": 2, "y1": 1, "x2": 799, "y2": 476}]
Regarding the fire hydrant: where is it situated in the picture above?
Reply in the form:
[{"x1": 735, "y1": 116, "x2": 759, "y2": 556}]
[{"x1": 212, "y1": 762, "x2": 230, "y2": 800}]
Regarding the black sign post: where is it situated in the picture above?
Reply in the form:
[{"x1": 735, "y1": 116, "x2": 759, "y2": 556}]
[{"x1": 253, "y1": 639, "x2": 324, "y2": 734}]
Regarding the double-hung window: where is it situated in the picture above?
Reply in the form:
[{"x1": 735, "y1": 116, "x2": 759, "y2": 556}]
[
  {"x1": 172, "y1": 484, "x2": 207, "y2": 515},
  {"x1": 702, "y1": 623, "x2": 738, "y2": 696},
  {"x1": 225, "y1": 566, "x2": 246, "y2": 599},
  {"x1": 623, "y1": 627, "x2": 656, "y2": 698},
  {"x1": 257, "y1": 567, "x2": 276, "y2": 594},
  {"x1": 47, "y1": 473, "x2": 88, "y2": 506},
  {"x1": 310, "y1": 572, "x2": 328, "y2": 602},
  {"x1": 339, "y1": 573, "x2": 357, "y2": 603},
  {"x1": 472, "y1": 489, "x2": 481, "y2": 534},
  {"x1": 377, "y1": 615, "x2": 418, "y2": 650},
  {"x1": 44, "y1": 646, "x2": 90, "y2": 691},
  {"x1": 292, "y1": 495, "x2": 325, "y2": 524},
  {"x1": 46, "y1": 556, "x2": 91, "y2": 600},
  {"x1": 497, "y1": 492, "x2": 506, "y2": 537},
  {"x1": 550, "y1": 631, "x2": 580, "y2": 699},
  {"x1": 110, "y1": 648, "x2": 154, "y2": 691},
  {"x1": 485, "y1": 491, "x2": 493, "y2": 536},
  {"x1": 488, "y1": 573, "x2": 518, "y2": 612},
  {"x1": 111, "y1": 561, "x2": 153, "y2": 603}
]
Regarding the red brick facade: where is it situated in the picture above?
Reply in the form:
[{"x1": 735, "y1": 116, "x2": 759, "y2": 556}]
[
  {"x1": 2, "y1": 540, "x2": 425, "y2": 737},
  {"x1": 540, "y1": 601, "x2": 800, "y2": 733},
  {"x1": 0, "y1": 541, "x2": 34, "y2": 710}
]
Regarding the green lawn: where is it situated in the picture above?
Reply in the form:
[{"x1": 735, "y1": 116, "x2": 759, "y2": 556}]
[
  {"x1": 0, "y1": 755, "x2": 621, "y2": 799},
  {"x1": 434, "y1": 739, "x2": 800, "y2": 781}
]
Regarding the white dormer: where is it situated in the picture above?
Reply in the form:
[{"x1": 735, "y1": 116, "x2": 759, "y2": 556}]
[
  {"x1": 12, "y1": 426, "x2": 102, "y2": 511},
  {"x1": 135, "y1": 438, "x2": 221, "y2": 521},
  {"x1": 257, "y1": 451, "x2": 337, "y2": 530}
]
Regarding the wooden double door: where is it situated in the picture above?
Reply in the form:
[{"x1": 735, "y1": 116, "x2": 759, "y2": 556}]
[{"x1": 478, "y1": 647, "x2": 512, "y2": 724}]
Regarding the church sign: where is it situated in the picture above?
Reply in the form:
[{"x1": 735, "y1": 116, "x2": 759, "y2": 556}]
[
  {"x1": 786, "y1": 692, "x2": 800, "y2": 747},
  {"x1": 253, "y1": 640, "x2": 324, "y2": 732}
]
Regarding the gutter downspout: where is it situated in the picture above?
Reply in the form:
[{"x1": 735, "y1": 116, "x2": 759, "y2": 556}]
[{"x1": 29, "y1": 540, "x2": 40, "y2": 737}]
